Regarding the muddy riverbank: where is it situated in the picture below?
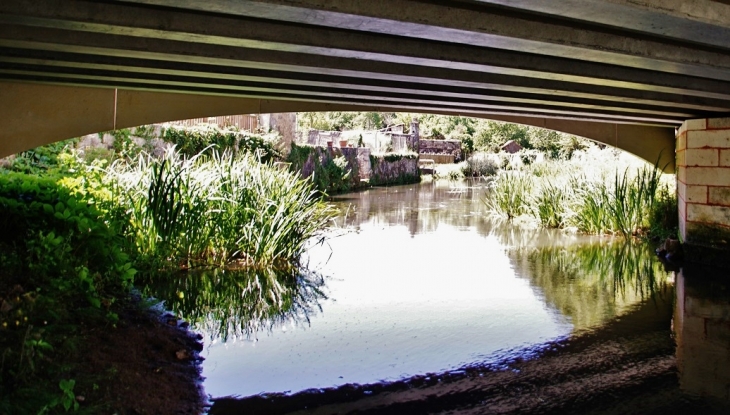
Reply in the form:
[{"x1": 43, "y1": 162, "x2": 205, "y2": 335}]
[{"x1": 76, "y1": 296, "x2": 206, "y2": 414}]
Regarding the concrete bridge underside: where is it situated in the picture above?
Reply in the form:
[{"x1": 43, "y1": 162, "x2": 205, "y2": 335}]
[
  {"x1": 2, "y1": 0, "x2": 730, "y2": 263},
  {"x1": 2, "y1": 0, "x2": 730, "y2": 167},
  {"x1": 0, "y1": 81, "x2": 676, "y2": 169}
]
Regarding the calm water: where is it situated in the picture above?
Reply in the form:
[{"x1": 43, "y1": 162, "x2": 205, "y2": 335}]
[{"x1": 146, "y1": 180, "x2": 730, "y2": 414}]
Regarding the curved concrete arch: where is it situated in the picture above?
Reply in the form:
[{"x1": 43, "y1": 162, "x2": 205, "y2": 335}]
[{"x1": 0, "y1": 81, "x2": 675, "y2": 171}]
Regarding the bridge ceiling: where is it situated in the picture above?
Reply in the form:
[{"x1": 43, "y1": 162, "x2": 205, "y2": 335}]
[{"x1": 1, "y1": 0, "x2": 730, "y2": 127}]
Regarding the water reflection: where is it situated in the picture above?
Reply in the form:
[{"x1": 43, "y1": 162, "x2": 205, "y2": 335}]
[
  {"x1": 332, "y1": 180, "x2": 492, "y2": 236},
  {"x1": 141, "y1": 268, "x2": 327, "y2": 341},
  {"x1": 511, "y1": 240, "x2": 671, "y2": 331},
  {"x1": 141, "y1": 180, "x2": 730, "y2": 412},
  {"x1": 676, "y1": 266, "x2": 730, "y2": 403}
]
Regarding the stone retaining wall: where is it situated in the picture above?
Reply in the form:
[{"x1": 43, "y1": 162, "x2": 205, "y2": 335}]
[
  {"x1": 370, "y1": 155, "x2": 419, "y2": 186},
  {"x1": 419, "y1": 139, "x2": 463, "y2": 162}
]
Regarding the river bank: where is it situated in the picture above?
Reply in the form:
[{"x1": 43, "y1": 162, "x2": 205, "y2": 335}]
[{"x1": 60, "y1": 295, "x2": 206, "y2": 414}]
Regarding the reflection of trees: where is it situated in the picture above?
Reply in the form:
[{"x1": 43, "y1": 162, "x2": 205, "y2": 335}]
[
  {"x1": 330, "y1": 180, "x2": 495, "y2": 236},
  {"x1": 142, "y1": 268, "x2": 327, "y2": 340},
  {"x1": 510, "y1": 240, "x2": 670, "y2": 331}
]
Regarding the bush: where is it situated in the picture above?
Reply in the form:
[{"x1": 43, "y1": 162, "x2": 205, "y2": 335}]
[
  {"x1": 1, "y1": 139, "x2": 79, "y2": 174},
  {"x1": 162, "y1": 124, "x2": 281, "y2": 162},
  {"x1": 463, "y1": 152, "x2": 505, "y2": 177},
  {"x1": 287, "y1": 143, "x2": 360, "y2": 194},
  {"x1": 0, "y1": 173, "x2": 134, "y2": 408}
]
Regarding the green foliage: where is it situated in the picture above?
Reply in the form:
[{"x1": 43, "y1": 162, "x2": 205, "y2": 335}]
[
  {"x1": 315, "y1": 156, "x2": 352, "y2": 194},
  {"x1": 533, "y1": 180, "x2": 566, "y2": 228},
  {"x1": 110, "y1": 129, "x2": 132, "y2": 156},
  {"x1": 297, "y1": 112, "x2": 591, "y2": 160},
  {"x1": 133, "y1": 124, "x2": 157, "y2": 140},
  {"x1": 462, "y1": 153, "x2": 500, "y2": 177},
  {"x1": 0, "y1": 172, "x2": 134, "y2": 410},
  {"x1": 2, "y1": 139, "x2": 79, "y2": 174},
  {"x1": 298, "y1": 112, "x2": 388, "y2": 131},
  {"x1": 162, "y1": 124, "x2": 281, "y2": 162},
  {"x1": 647, "y1": 184, "x2": 679, "y2": 240},
  {"x1": 483, "y1": 155, "x2": 676, "y2": 238},
  {"x1": 380, "y1": 152, "x2": 418, "y2": 163},
  {"x1": 287, "y1": 143, "x2": 358, "y2": 194},
  {"x1": 484, "y1": 171, "x2": 534, "y2": 220},
  {"x1": 108, "y1": 148, "x2": 336, "y2": 270}
]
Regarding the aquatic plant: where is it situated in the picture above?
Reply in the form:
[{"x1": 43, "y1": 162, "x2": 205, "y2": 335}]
[
  {"x1": 107, "y1": 148, "x2": 337, "y2": 270},
  {"x1": 463, "y1": 153, "x2": 500, "y2": 177},
  {"x1": 483, "y1": 151, "x2": 675, "y2": 238},
  {"x1": 433, "y1": 162, "x2": 466, "y2": 180},
  {"x1": 533, "y1": 180, "x2": 567, "y2": 228},
  {"x1": 484, "y1": 171, "x2": 533, "y2": 220}
]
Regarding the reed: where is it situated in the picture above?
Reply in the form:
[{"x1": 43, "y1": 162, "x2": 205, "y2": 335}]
[
  {"x1": 483, "y1": 151, "x2": 675, "y2": 238},
  {"x1": 484, "y1": 171, "x2": 534, "y2": 220},
  {"x1": 106, "y1": 148, "x2": 337, "y2": 270}
]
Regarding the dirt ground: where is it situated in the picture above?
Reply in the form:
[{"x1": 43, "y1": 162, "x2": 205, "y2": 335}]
[{"x1": 76, "y1": 302, "x2": 207, "y2": 415}]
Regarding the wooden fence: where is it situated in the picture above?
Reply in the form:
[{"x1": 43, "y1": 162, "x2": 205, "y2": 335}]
[{"x1": 166, "y1": 115, "x2": 259, "y2": 131}]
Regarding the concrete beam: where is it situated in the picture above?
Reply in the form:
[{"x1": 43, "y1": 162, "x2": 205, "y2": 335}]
[
  {"x1": 472, "y1": 0, "x2": 730, "y2": 50},
  {"x1": 0, "y1": 81, "x2": 115, "y2": 157},
  {"x1": 3, "y1": 0, "x2": 730, "y2": 98},
  {"x1": 0, "y1": 81, "x2": 676, "y2": 172},
  {"x1": 116, "y1": 0, "x2": 730, "y2": 80},
  {"x1": 5, "y1": 30, "x2": 730, "y2": 109}
]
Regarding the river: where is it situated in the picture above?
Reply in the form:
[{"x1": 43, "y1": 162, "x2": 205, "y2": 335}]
[{"x1": 145, "y1": 180, "x2": 730, "y2": 414}]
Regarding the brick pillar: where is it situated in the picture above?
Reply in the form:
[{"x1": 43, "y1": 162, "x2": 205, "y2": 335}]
[{"x1": 677, "y1": 118, "x2": 730, "y2": 267}]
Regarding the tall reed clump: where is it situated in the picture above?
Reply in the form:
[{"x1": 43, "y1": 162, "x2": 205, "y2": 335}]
[
  {"x1": 483, "y1": 154, "x2": 676, "y2": 238},
  {"x1": 484, "y1": 171, "x2": 534, "y2": 220},
  {"x1": 107, "y1": 148, "x2": 337, "y2": 270}
]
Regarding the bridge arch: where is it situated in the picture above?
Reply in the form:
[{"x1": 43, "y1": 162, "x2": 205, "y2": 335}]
[{"x1": 1, "y1": 81, "x2": 675, "y2": 171}]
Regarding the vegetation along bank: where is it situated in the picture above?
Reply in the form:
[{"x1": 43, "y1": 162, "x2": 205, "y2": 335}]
[{"x1": 0, "y1": 124, "x2": 336, "y2": 413}]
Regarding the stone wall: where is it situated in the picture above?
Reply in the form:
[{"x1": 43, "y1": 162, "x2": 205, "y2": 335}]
[
  {"x1": 294, "y1": 145, "x2": 362, "y2": 191},
  {"x1": 303, "y1": 121, "x2": 420, "y2": 153},
  {"x1": 289, "y1": 143, "x2": 420, "y2": 191},
  {"x1": 370, "y1": 155, "x2": 420, "y2": 186},
  {"x1": 677, "y1": 117, "x2": 730, "y2": 267},
  {"x1": 260, "y1": 113, "x2": 297, "y2": 157},
  {"x1": 418, "y1": 139, "x2": 463, "y2": 162}
]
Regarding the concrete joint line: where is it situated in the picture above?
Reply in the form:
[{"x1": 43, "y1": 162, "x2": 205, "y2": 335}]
[{"x1": 113, "y1": 88, "x2": 118, "y2": 130}]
